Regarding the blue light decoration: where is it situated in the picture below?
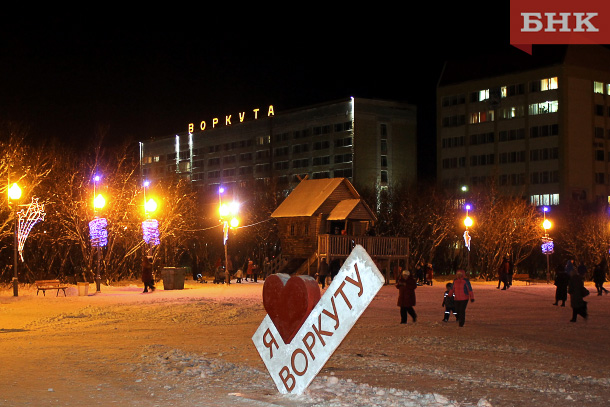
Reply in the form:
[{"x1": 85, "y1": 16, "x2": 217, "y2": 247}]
[
  {"x1": 541, "y1": 237, "x2": 554, "y2": 254},
  {"x1": 142, "y1": 219, "x2": 160, "y2": 246},
  {"x1": 89, "y1": 218, "x2": 108, "y2": 247}
]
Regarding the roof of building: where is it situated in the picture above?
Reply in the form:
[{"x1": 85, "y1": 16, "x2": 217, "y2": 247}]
[
  {"x1": 438, "y1": 45, "x2": 610, "y2": 87},
  {"x1": 327, "y1": 198, "x2": 376, "y2": 221},
  {"x1": 271, "y1": 178, "x2": 360, "y2": 218}
]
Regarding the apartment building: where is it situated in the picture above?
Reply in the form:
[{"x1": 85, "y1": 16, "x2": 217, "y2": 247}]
[{"x1": 437, "y1": 45, "x2": 610, "y2": 206}]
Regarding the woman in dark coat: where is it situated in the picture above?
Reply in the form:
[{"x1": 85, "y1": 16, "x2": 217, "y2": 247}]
[
  {"x1": 568, "y1": 269, "x2": 588, "y2": 322},
  {"x1": 553, "y1": 268, "x2": 570, "y2": 306},
  {"x1": 396, "y1": 270, "x2": 417, "y2": 324},
  {"x1": 593, "y1": 259, "x2": 609, "y2": 295},
  {"x1": 141, "y1": 256, "x2": 155, "y2": 293}
]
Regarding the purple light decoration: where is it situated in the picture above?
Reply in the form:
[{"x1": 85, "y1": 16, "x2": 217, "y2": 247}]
[
  {"x1": 94, "y1": 175, "x2": 101, "y2": 182},
  {"x1": 219, "y1": 186, "x2": 225, "y2": 194},
  {"x1": 465, "y1": 204, "x2": 471, "y2": 211},
  {"x1": 89, "y1": 218, "x2": 108, "y2": 247},
  {"x1": 543, "y1": 206, "x2": 549, "y2": 212},
  {"x1": 542, "y1": 240, "x2": 554, "y2": 254},
  {"x1": 142, "y1": 219, "x2": 160, "y2": 246}
]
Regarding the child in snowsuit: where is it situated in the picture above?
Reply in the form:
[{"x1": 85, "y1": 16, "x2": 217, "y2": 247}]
[{"x1": 442, "y1": 282, "x2": 457, "y2": 322}]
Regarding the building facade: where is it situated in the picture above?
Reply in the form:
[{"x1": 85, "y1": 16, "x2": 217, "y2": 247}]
[
  {"x1": 437, "y1": 45, "x2": 610, "y2": 206},
  {"x1": 140, "y1": 97, "x2": 417, "y2": 198}
]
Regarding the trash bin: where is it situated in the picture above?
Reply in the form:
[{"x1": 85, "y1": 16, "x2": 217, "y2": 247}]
[
  {"x1": 77, "y1": 282, "x2": 89, "y2": 296},
  {"x1": 162, "y1": 267, "x2": 186, "y2": 290}
]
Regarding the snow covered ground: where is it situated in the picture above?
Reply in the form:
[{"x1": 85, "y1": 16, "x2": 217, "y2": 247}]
[{"x1": 1, "y1": 277, "x2": 609, "y2": 406}]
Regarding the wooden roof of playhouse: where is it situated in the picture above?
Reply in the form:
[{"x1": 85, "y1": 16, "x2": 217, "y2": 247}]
[{"x1": 271, "y1": 178, "x2": 377, "y2": 222}]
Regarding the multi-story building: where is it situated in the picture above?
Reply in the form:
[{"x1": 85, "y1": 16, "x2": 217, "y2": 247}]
[
  {"x1": 140, "y1": 97, "x2": 417, "y2": 199},
  {"x1": 437, "y1": 45, "x2": 610, "y2": 206}
]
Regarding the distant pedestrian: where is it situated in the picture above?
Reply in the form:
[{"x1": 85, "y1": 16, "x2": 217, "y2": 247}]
[
  {"x1": 396, "y1": 270, "x2": 417, "y2": 324},
  {"x1": 497, "y1": 257, "x2": 509, "y2": 290},
  {"x1": 424, "y1": 263, "x2": 434, "y2": 286},
  {"x1": 448, "y1": 270, "x2": 474, "y2": 327},
  {"x1": 245, "y1": 258, "x2": 253, "y2": 281},
  {"x1": 565, "y1": 259, "x2": 575, "y2": 275},
  {"x1": 141, "y1": 256, "x2": 155, "y2": 293},
  {"x1": 235, "y1": 268, "x2": 243, "y2": 283},
  {"x1": 568, "y1": 269, "x2": 589, "y2": 322},
  {"x1": 442, "y1": 282, "x2": 457, "y2": 322},
  {"x1": 318, "y1": 258, "x2": 329, "y2": 289},
  {"x1": 553, "y1": 268, "x2": 569, "y2": 306},
  {"x1": 252, "y1": 261, "x2": 259, "y2": 282},
  {"x1": 507, "y1": 258, "x2": 514, "y2": 287},
  {"x1": 593, "y1": 259, "x2": 609, "y2": 295}
]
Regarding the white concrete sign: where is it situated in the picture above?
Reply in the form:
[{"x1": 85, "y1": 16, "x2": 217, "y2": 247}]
[{"x1": 252, "y1": 245, "x2": 384, "y2": 394}]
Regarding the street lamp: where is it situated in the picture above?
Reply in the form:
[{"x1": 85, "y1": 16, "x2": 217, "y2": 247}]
[
  {"x1": 218, "y1": 186, "x2": 239, "y2": 282},
  {"x1": 8, "y1": 182, "x2": 22, "y2": 296},
  {"x1": 463, "y1": 204, "x2": 473, "y2": 271},
  {"x1": 541, "y1": 206, "x2": 554, "y2": 283},
  {"x1": 92, "y1": 175, "x2": 106, "y2": 293}
]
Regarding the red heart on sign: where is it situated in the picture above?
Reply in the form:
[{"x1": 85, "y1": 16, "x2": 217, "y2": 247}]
[{"x1": 263, "y1": 273, "x2": 321, "y2": 344}]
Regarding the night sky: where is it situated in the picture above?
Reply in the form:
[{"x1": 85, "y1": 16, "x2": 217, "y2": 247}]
[{"x1": 0, "y1": 8, "x2": 511, "y2": 177}]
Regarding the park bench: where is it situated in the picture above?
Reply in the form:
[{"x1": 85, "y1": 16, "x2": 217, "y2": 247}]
[
  {"x1": 513, "y1": 274, "x2": 532, "y2": 285},
  {"x1": 35, "y1": 280, "x2": 69, "y2": 297}
]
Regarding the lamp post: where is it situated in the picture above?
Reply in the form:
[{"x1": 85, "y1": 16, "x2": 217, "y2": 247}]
[
  {"x1": 463, "y1": 204, "x2": 473, "y2": 271},
  {"x1": 218, "y1": 186, "x2": 239, "y2": 280},
  {"x1": 542, "y1": 206, "x2": 553, "y2": 283},
  {"x1": 93, "y1": 175, "x2": 105, "y2": 293},
  {"x1": 8, "y1": 182, "x2": 22, "y2": 296}
]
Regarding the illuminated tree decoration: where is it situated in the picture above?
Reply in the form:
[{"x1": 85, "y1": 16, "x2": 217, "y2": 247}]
[
  {"x1": 142, "y1": 219, "x2": 160, "y2": 246},
  {"x1": 17, "y1": 197, "x2": 46, "y2": 261},
  {"x1": 89, "y1": 218, "x2": 108, "y2": 247}
]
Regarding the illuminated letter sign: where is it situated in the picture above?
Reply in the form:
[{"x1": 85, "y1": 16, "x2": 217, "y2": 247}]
[
  {"x1": 89, "y1": 218, "x2": 108, "y2": 247},
  {"x1": 252, "y1": 245, "x2": 384, "y2": 394},
  {"x1": 188, "y1": 105, "x2": 275, "y2": 133}
]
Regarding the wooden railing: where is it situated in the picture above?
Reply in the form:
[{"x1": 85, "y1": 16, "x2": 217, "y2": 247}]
[{"x1": 318, "y1": 234, "x2": 409, "y2": 260}]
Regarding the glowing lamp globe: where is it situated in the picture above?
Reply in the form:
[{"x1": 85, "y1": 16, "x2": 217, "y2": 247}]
[
  {"x1": 230, "y1": 217, "x2": 239, "y2": 228},
  {"x1": 543, "y1": 219, "x2": 552, "y2": 230},
  {"x1": 464, "y1": 216, "x2": 473, "y2": 228},
  {"x1": 8, "y1": 183, "x2": 22, "y2": 200},
  {"x1": 94, "y1": 194, "x2": 106, "y2": 209},
  {"x1": 145, "y1": 198, "x2": 158, "y2": 213}
]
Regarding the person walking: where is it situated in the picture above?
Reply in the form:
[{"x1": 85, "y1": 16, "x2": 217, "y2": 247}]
[
  {"x1": 593, "y1": 258, "x2": 609, "y2": 295},
  {"x1": 448, "y1": 270, "x2": 475, "y2": 327},
  {"x1": 568, "y1": 268, "x2": 589, "y2": 322},
  {"x1": 141, "y1": 256, "x2": 155, "y2": 293},
  {"x1": 442, "y1": 282, "x2": 457, "y2": 322},
  {"x1": 497, "y1": 257, "x2": 509, "y2": 290},
  {"x1": 396, "y1": 270, "x2": 417, "y2": 324},
  {"x1": 318, "y1": 258, "x2": 329, "y2": 289},
  {"x1": 553, "y1": 267, "x2": 570, "y2": 306}
]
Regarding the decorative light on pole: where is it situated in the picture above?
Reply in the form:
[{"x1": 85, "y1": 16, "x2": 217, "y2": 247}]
[
  {"x1": 90, "y1": 174, "x2": 107, "y2": 293},
  {"x1": 142, "y1": 180, "x2": 160, "y2": 254},
  {"x1": 541, "y1": 206, "x2": 554, "y2": 281},
  {"x1": 218, "y1": 186, "x2": 239, "y2": 277},
  {"x1": 8, "y1": 182, "x2": 22, "y2": 296},
  {"x1": 463, "y1": 203, "x2": 473, "y2": 271}
]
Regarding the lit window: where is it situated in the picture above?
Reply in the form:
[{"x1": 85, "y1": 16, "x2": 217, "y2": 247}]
[
  {"x1": 479, "y1": 89, "x2": 489, "y2": 101},
  {"x1": 540, "y1": 77, "x2": 558, "y2": 91},
  {"x1": 529, "y1": 101, "x2": 558, "y2": 115},
  {"x1": 594, "y1": 81, "x2": 604, "y2": 94}
]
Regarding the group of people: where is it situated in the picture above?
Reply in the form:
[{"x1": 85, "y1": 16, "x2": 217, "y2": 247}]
[
  {"x1": 554, "y1": 258, "x2": 609, "y2": 322},
  {"x1": 396, "y1": 268, "x2": 474, "y2": 327}
]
